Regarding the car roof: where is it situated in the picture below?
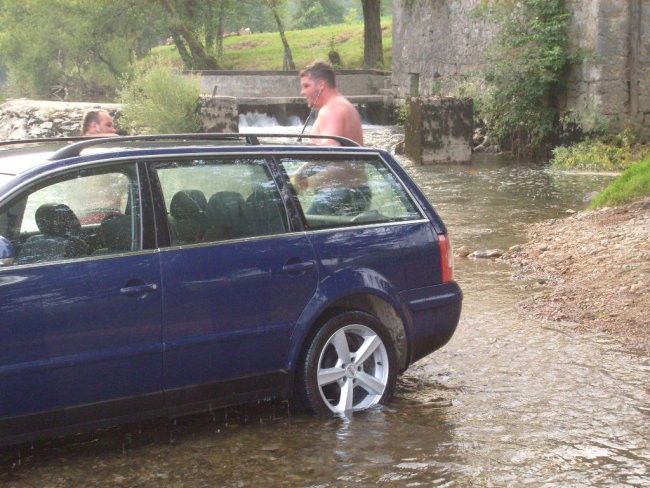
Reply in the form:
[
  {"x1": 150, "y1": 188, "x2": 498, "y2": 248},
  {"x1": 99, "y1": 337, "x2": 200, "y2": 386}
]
[{"x1": 0, "y1": 133, "x2": 366, "y2": 178}]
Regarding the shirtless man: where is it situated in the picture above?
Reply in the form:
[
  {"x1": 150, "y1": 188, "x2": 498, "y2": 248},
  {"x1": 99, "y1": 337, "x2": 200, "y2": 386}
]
[
  {"x1": 81, "y1": 110, "x2": 118, "y2": 137},
  {"x1": 295, "y1": 61, "x2": 369, "y2": 215},
  {"x1": 299, "y1": 61, "x2": 364, "y2": 146}
]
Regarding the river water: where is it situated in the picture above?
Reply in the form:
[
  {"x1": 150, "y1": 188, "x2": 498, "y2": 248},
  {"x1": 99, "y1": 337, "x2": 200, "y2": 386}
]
[{"x1": 1, "y1": 127, "x2": 648, "y2": 487}]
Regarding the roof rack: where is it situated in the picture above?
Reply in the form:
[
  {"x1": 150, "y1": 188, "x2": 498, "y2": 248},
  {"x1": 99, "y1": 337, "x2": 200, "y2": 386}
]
[{"x1": 47, "y1": 133, "x2": 360, "y2": 161}]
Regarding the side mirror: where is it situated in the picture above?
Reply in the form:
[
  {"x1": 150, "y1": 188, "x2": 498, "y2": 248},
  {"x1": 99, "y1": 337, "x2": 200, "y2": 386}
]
[{"x1": 0, "y1": 236, "x2": 16, "y2": 266}]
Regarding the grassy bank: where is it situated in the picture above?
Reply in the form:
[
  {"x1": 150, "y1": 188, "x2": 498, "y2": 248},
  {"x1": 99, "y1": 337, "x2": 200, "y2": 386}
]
[
  {"x1": 153, "y1": 20, "x2": 392, "y2": 71},
  {"x1": 590, "y1": 156, "x2": 650, "y2": 208}
]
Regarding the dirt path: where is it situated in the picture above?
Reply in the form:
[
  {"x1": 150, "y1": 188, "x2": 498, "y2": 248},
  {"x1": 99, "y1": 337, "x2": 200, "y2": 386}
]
[{"x1": 501, "y1": 198, "x2": 649, "y2": 354}]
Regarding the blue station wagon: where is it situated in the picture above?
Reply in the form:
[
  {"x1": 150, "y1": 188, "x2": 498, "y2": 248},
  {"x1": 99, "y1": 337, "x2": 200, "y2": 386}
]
[{"x1": 0, "y1": 134, "x2": 462, "y2": 446}]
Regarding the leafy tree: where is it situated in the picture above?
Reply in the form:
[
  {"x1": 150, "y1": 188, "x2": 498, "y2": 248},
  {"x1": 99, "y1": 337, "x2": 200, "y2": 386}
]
[
  {"x1": 293, "y1": 0, "x2": 345, "y2": 29},
  {"x1": 0, "y1": 0, "x2": 161, "y2": 100},
  {"x1": 157, "y1": 0, "x2": 220, "y2": 70},
  {"x1": 476, "y1": 0, "x2": 577, "y2": 157}
]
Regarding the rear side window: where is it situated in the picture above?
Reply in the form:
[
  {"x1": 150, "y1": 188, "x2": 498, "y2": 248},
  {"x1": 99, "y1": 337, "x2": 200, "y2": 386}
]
[
  {"x1": 280, "y1": 156, "x2": 422, "y2": 229},
  {"x1": 0, "y1": 164, "x2": 142, "y2": 265},
  {"x1": 152, "y1": 158, "x2": 289, "y2": 245}
]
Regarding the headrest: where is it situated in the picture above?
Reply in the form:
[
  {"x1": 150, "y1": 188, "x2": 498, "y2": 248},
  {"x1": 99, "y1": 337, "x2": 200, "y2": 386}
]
[
  {"x1": 35, "y1": 203, "x2": 81, "y2": 237},
  {"x1": 100, "y1": 214, "x2": 132, "y2": 251},
  {"x1": 208, "y1": 191, "x2": 246, "y2": 221},
  {"x1": 170, "y1": 190, "x2": 207, "y2": 219}
]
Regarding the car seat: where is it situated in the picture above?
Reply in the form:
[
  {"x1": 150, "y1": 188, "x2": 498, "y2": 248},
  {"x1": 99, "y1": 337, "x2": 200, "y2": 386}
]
[
  {"x1": 245, "y1": 183, "x2": 287, "y2": 236},
  {"x1": 168, "y1": 190, "x2": 209, "y2": 245},
  {"x1": 205, "y1": 191, "x2": 251, "y2": 240},
  {"x1": 16, "y1": 203, "x2": 88, "y2": 264}
]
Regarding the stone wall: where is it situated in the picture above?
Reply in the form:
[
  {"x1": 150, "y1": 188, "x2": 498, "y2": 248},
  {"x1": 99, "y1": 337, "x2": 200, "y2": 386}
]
[
  {"x1": 0, "y1": 97, "x2": 239, "y2": 140},
  {"x1": 392, "y1": 0, "x2": 497, "y2": 99},
  {"x1": 561, "y1": 0, "x2": 649, "y2": 131},
  {"x1": 393, "y1": 0, "x2": 649, "y2": 132},
  {"x1": 0, "y1": 100, "x2": 121, "y2": 140}
]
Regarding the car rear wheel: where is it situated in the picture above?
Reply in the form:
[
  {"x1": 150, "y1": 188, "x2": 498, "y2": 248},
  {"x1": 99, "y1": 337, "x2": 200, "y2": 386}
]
[{"x1": 300, "y1": 311, "x2": 397, "y2": 415}]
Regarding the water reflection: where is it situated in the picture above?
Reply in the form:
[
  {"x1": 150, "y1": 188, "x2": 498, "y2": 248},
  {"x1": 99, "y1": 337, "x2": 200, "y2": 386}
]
[{"x1": 2, "y1": 126, "x2": 647, "y2": 487}]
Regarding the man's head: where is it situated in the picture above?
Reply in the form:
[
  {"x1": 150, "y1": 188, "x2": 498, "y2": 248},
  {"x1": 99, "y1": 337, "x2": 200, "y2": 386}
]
[
  {"x1": 300, "y1": 61, "x2": 336, "y2": 108},
  {"x1": 81, "y1": 110, "x2": 117, "y2": 137}
]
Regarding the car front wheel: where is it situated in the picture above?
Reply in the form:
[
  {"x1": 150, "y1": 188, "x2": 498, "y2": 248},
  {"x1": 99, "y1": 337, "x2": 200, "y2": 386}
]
[{"x1": 300, "y1": 311, "x2": 397, "y2": 415}]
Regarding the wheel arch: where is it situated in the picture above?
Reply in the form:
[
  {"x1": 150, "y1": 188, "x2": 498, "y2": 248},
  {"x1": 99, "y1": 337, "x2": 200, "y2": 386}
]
[{"x1": 289, "y1": 289, "x2": 411, "y2": 375}]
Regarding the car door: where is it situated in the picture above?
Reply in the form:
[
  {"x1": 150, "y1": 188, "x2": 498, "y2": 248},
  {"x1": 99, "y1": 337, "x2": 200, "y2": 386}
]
[
  {"x1": 0, "y1": 163, "x2": 163, "y2": 436},
  {"x1": 279, "y1": 153, "x2": 440, "y2": 290},
  {"x1": 150, "y1": 157, "x2": 318, "y2": 398}
]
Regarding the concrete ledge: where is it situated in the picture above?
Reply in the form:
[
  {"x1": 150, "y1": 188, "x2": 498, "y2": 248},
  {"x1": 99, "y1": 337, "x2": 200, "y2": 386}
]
[{"x1": 188, "y1": 70, "x2": 392, "y2": 98}]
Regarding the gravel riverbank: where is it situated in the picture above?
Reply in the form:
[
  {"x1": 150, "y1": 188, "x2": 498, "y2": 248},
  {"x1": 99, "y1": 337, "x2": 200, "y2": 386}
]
[{"x1": 501, "y1": 198, "x2": 649, "y2": 354}]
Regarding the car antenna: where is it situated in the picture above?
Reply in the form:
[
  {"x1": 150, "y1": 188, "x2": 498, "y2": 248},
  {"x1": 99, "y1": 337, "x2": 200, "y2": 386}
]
[{"x1": 297, "y1": 86, "x2": 324, "y2": 142}]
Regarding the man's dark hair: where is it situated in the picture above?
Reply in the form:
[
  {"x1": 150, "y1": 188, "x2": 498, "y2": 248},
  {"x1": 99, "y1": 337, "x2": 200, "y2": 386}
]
[
  {"x1": 300, "y1": 61, "x2": 336, "y2": 88},
  {"x1": 81, "y1": 110, "x2": 104, "y2": 135}
]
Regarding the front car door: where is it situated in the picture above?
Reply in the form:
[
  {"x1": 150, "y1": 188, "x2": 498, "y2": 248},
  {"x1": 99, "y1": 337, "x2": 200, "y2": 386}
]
[
  {"x1": 150, "y1": 156, "x2": 318, "y2": 404},
  {"x1": 0, "y1": 162, "x2": 163, "y2": 443}
]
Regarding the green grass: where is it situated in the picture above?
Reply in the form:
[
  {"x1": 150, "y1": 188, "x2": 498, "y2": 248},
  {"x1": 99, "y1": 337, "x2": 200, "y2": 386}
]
[
  {"x1": 151, "y1": 20, "x2": 392, "y2": 71},
  {"x1": 590, "y1": 156, "x2": 650, "y2": 208}
]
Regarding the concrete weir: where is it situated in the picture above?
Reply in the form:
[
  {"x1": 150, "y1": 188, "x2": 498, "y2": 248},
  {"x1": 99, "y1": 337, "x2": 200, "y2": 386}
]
[{"x1": 189, "y1": 70, "x2": 396, "y2": 126}]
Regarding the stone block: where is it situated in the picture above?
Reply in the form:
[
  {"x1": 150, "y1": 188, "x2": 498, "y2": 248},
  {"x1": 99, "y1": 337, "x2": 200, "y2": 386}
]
[
  {"x1": 198, "y1": 96, "x2": 238, "y2": 133},
  {"x1": 404, "y1": 97, "x2": 473, "y2": 164}
]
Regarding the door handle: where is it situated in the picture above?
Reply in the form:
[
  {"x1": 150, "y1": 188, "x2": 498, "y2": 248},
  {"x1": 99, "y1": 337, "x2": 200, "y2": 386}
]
[
  {"x1": 282, "y1": 260, "x2": 315, "y2": 274},
  {"x1": 120, "y1": 283, "x2": 158, "y2": 296}
]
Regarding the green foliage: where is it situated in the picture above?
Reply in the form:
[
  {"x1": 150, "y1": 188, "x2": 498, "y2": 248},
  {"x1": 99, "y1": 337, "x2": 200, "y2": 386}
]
[
  {"x1": 0, "y1": 0, "x2": 162, "y2": 100},
  {"x1": 118, "y1": 61, "x2": 201, "y2": 134},
  {"x1": 551, "y1": 129, "x2": 650, "y2": 171},
  {"x1": 395, "y1": 102, "x2": 411, "y2": 125},
  {"x1": 476, "y1": 0, "x2": 577, "y2": 157},
  {"x1": 345, "y1": 8, "x2": 361, "y2": 24},
  {"x1": 293, "y1": 0, "x2": 345, "y2": 29},
  {"x1": 589, "y1": 156, "x2": 650, "y2": 208}
]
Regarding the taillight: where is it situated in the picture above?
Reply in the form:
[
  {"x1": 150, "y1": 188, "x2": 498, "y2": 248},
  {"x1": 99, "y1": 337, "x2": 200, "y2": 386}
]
[{"x1": 438, "y1": 233, "x2": 454, "y2": 283}]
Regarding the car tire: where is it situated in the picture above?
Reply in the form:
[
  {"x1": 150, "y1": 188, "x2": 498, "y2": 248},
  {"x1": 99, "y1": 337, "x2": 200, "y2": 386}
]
[{"x1": 299, "y1": 310, "x2": 397, "y2": 415}]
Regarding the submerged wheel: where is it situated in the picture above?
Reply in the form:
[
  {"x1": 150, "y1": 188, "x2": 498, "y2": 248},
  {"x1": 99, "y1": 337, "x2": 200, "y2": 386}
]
[{"x1": 300, "y1": 311, "x2": 397, "y2": 415}]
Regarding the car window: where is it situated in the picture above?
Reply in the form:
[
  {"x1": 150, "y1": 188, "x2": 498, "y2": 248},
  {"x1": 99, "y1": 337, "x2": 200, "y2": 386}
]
[
  {"x1": 152, "y1": 158, "x2": 288, "y2": 245},
  {"x1": 0, "y1": 164, "x2": 142, "y2": 266},
  {"x1": 280, "y1": 156, "x2": 422, "y2": 229}
]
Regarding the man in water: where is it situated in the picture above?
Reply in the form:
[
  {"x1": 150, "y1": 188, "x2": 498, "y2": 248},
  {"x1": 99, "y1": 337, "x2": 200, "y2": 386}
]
[
  {"x1": 295, "y1": 61, "x2": 369, "y2": 215},
  {"x1": 81, "y1": 109, "x2": 118, "y2": 137},
  {"x1": 299, "y1": 60, "x2": 364, "y2": 146}
]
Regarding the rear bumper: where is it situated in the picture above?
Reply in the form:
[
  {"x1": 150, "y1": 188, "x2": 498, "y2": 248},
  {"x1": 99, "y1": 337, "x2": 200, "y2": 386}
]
[{"x1": 401, "y1": 282, "x2": 463, "y2": 364}]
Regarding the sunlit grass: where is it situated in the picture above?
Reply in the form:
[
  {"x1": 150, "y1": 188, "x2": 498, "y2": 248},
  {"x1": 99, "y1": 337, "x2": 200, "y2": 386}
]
[
  {"x1": 590, "y1": 156, "x2": 650, "y2": 208},
  {"x1": 151, "y1": 19, "x2": 392, "y2": 71}
]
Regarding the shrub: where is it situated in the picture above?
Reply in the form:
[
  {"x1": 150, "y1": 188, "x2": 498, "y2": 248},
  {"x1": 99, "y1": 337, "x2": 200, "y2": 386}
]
[
  {"x1": 118, "y1": 61, "x2": 201, "y2": 134},
  {"x1": 589, "y1": 156, "x2": 650, "y2": 208},
  {"x1": 551, "y1": 129, "x2": 650, "y2": 171},
  {"x1": 475, "y1": 0, "x2": 577, "y2": 157}
]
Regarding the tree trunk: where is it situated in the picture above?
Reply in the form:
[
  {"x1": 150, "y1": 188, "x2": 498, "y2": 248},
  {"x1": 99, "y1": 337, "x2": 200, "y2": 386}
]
[
  {"x1": 267, "y1": 0, "x2": 295, "y2": 70},
  {"x1": 217, "y1": 0, "x2": 228, "y2": 57},
  {"x1": 159, "y1": 0, "x2": 220, "y2": 70},
  {"x1": 361, "y1": 0, "x2": 383, "y2": 69}
]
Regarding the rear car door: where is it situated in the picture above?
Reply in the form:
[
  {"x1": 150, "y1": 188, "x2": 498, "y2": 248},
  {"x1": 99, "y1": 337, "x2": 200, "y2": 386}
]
[
  {"x1": 280, "y1": 153, "x2": 441, "y2": 292},
  {"x1": 0, "y1": 163, "x2": 163, "y2": 440},
  {"x1": 150, "y1": 157, "x2": 318, "y2": 400}
]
